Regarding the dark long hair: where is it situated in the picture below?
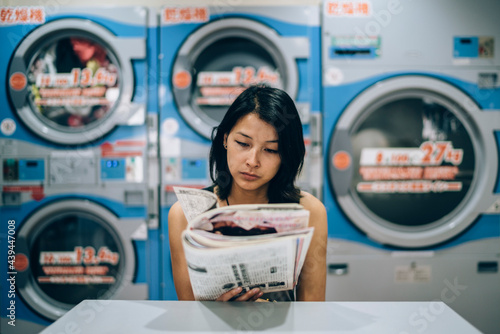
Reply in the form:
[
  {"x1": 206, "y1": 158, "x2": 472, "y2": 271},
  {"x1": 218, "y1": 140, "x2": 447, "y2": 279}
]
[{"x1": 209, "y1": 85, "x2": 305, "y2": 203}]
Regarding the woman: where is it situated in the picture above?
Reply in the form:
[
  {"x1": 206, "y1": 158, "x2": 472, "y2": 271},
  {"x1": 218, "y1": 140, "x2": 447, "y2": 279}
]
[{"x1": 169, "y1": 85, "x2": 327, "y2": 301}]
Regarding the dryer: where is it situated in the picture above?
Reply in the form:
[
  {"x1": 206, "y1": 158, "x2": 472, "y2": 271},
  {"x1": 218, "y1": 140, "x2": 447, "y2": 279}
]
[
  {"x1": 1, "y1": 194, "x2": 148, "y2": 333},
  {"x1": 1, "y1": 6, "x2": 147, "y2": 145},
  {"x1": 322, "y1": 0, "x2": 500, "y2": 333},
  {"x1": 158, "y1": 1, "x2": 322, "y2": 300},
  {"x1": 0, "y1": 6, "x2": 156, "y2": 333}
]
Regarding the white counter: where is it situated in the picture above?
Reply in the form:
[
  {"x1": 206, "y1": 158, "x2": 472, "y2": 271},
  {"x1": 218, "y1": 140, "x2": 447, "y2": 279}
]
[{"x1": 41, "y1": 300, "x2": 480, "y2": 333}]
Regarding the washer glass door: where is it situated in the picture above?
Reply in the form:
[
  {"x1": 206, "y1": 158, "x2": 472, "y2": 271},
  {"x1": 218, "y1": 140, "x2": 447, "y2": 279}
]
[
  {"x1": 30, "y1": 212, "x2": 123, "y2": 304},
  {"x1": 171, "y1": 18, "x2": 303, "y2": 139},
  {"x1": 16, "y1": 201, "x2": 130, "y2": 320},
  {"x1": 328, "y1": 76, "x2": 487, "y2": 247},
  {"x1": 8, "y1": 19, "x2": 145, "y2": 145},
  {"x1": 350, "y1": 92, "x2": 474, "y2": 225},
  {"x1": 25, "y1": 35, "x2": 119, "y2": 131}
]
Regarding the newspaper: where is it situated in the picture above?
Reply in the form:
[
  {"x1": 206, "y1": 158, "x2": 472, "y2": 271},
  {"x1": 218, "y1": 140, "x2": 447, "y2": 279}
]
[{"x1": 174, "y1": 187, "x2": 314, "y2": 301}]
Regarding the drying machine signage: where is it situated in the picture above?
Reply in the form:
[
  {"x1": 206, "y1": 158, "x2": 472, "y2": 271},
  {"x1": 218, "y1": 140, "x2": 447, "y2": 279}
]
[
  {"x1": 324, "y1": 1, "x2": 372, "y2": 17},
  {"x1": 33, "y1": 67, "x2": 117, "y2": 108},
  {"x1": 36, "y1": 67, "x2": 117, "y2": 88},
  {"x1": 356, "y1": 180, "x2": 462, "y2": 193},
  {"x1": 37, "y1": 246, "x2": 119, "y2": 285},
  {"x1": 40, "y1": 246, "x2": 119, "y2": 265},
  {"x1": 0, "y1": 7, "x2": 45, "y2": 25},
  {"x1": 356, "y1": 141, "x2": 464, "y2": 194},
  {"x1": 197, "y1": 67, "x2": 280, "y2": 87},
  {"x1": 196, "y1": 67, "x2": 280, "y2": 106},
  {"x1": 360, "y1": 141, "x2": 463, "y2": 166},
  {"x1": 37, "y1": 276, "x2": 115, "y2": 284},
  {"x1": 162, "y1": 7, "x2": 209, "y2": 24}
]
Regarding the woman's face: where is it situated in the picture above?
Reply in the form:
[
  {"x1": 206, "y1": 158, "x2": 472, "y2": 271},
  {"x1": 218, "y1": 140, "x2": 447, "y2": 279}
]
[{"x1": 224, "y1": 113, "x2": 281, "y2": 194}]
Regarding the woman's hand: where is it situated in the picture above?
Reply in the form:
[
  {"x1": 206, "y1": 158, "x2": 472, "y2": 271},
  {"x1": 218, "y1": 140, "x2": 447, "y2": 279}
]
[{"x1": 215, "y1": 287, "x2": 264, "y2": 302}]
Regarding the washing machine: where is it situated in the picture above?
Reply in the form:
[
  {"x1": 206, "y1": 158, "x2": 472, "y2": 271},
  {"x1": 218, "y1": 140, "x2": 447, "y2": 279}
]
[
  {"x1": 0, "y1": 6, "x2": 157, "y2": 333},
  {"x1": 322, "y1": 0, "x2": 500, "y2": 333},
  {"x1": 158, "y1": 0, "x2": 322, "y2": 300}
]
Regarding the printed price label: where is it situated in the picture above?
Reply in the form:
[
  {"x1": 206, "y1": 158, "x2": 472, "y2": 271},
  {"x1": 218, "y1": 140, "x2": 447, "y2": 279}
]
[
  {"x1": 40, "y1": 246, "x2": 119, "y2": 266},
  {"x1": 37, "y1": 246, "x2": 120, "y2": 286},
  {"x1": 360, "y1": 141, "x2": 463, "y2": 167},
  {"x1": 356, "y1": 141, "x2": 465, "y2": 194},
  {"x1": 195, "y1": 67, "x2": 280, "y2": 106}
]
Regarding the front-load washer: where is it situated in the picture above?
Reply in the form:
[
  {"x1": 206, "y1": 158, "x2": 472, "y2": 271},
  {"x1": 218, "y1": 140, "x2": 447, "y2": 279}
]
[
  {"x1": 158, "y1": 0, "x2": 322, "y2": 300},
  {"x1": 322, "y1": 0, "x2": 500, "y2": 332},
  {"x1": 0, "y1": 6, "x2": 157, "y2": 333}
]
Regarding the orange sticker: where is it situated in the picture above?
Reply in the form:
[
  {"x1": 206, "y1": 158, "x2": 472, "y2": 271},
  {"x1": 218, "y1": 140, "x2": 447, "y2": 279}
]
[
  {"x1": 9, "y1": 72, "x2": 27, "y2": 91},
  {"x1": 15, "y1": 253, "x2": 29, "y2": 272},
  {"x1": 333, "y1": 151, "x2": 351, "y2": 170},
  {"x1": 173, "y1": 70, "x2": 192, "y2": 89}
]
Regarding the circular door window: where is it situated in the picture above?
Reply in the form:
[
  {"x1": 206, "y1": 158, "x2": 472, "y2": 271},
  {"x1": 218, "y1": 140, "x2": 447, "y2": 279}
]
[
  {"x1": 172, "y1": 18, "x2": 302, "y2": 139},
  {"x1": 351, "y1": 91, "x2": 474, "y2": 226},
  {"x1": 329, "y1": 76, "x2": 496, "y2": 247},
  {"x1": 25, "y1": 35, "x2": 119, "y2": 130},
  {"x1": 16, "y1": 200, "x2": 137, "y2": 320},
  {"x1": 8, "y1": 19, "x2": 143, "y2": 145}
]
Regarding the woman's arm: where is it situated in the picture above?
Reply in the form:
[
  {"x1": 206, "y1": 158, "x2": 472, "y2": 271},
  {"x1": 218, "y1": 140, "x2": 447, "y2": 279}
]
[
  {"x1": 297, "y1": 192, "x2": 328, "y2": 301},
  {"x1": 168, "y1": 201, "x2": 195, "y2": 300}
]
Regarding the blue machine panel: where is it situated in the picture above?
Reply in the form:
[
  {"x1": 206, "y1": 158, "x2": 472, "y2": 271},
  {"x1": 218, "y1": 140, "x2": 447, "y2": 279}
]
[
  {"x1": 101, "y1": 158, "x2": 126, "y2": 180},
  {"x1": 181, "y1": 158, "x2": 207, "y2": 180},
  {"x1": 18, "y1": 159, "x2": 45, "y2": 181},
  {"x1": 454, "y1": 36, "x2": 479, "y2": 58}
]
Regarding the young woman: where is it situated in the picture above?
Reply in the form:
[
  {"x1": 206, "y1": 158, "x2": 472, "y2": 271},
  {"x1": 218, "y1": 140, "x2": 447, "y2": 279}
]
[{"x1": 169, "y1": 85, "x2": 327, "y2": 301}]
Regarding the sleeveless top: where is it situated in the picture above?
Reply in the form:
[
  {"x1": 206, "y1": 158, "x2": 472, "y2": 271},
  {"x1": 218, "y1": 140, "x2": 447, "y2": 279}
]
[{"x1": 203, "y1": 185, "x2": 296, "y2": 301}]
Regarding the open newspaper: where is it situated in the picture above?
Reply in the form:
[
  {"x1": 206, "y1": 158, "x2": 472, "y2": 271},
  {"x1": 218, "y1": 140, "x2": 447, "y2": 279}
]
[{"x1": 174, "y1": 187, "x2": 314, "y2": 301}]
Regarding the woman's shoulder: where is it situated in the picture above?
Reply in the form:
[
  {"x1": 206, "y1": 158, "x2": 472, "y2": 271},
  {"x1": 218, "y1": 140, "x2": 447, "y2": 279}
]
[
  {"x1": 299, "y1": 190, "x2": 326, "y2": 212},
  {"x1": 168, "y1": 201, "x2": 188, "y2": 227},
  {"x1": 299, "y1": 191, "x2": 328, "y2": 234},
  {"x1": 168, "y1": 201, "x2": 183, "y2": 214}
]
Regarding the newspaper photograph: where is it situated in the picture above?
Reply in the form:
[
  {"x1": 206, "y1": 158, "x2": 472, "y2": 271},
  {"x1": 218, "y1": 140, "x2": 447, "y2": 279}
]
[{"x1": 174, "y1": 187, "x2": 314, "y2": 301}]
